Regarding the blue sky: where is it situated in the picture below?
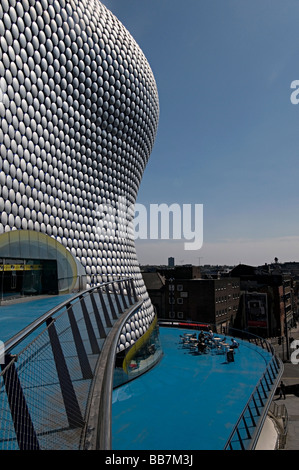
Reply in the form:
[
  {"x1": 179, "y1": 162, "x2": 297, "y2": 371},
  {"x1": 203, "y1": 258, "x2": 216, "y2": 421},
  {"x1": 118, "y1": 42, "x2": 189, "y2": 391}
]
[{"x1": 101, "y1": 0, "x2": 299, "y2": 266}]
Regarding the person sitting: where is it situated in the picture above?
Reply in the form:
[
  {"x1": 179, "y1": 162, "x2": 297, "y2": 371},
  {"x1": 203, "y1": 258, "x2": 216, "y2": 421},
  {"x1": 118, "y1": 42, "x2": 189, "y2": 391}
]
[
  {"x1": 198, "y1": 331, "x2": 205, "y2": 342},
  {"x1": 197, "y1": 341, "x2": 207, "y2": 353},
  {"x1": 207, "y1": 330, "x2": 214, "y2": 340},
  {"x1": 205, "y1": 330, "x2": 215, "y2": 346}
]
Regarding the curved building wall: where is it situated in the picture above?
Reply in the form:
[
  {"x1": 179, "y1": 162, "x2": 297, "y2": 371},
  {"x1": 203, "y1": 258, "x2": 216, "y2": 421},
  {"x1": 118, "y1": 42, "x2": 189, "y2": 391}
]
[{"x1": 0, "y1": 0, "x2": 159, "y2": 350}]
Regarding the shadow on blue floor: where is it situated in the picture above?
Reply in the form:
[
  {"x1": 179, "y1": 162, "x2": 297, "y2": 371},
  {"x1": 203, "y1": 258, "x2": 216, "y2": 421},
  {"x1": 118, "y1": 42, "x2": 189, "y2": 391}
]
[
  {"x1": 112, "y1": 327, "x2": 272, "y2": 450},
  {"x1": 0, "y1": 295, "x2": 73, "y2": 342}
]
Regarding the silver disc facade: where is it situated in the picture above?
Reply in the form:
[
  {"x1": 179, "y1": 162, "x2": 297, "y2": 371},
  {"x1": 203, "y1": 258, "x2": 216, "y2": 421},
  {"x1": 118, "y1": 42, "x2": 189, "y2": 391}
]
[{"x1": 0, "y1": 0, "x2": 159, "y2": 351}]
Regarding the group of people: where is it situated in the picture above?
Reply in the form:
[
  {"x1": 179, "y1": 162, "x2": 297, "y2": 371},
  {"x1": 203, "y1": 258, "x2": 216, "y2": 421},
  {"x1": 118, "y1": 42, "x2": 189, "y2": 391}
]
[
  {"x1": 196, "y1": 330, "x2": 216, "y2": 353},
  {"x1": 180, "y1": 329, "x2": 239, "y2": 355},
  {"x1": 199, "y1": 330, "x2": 239, "y2": 352}
]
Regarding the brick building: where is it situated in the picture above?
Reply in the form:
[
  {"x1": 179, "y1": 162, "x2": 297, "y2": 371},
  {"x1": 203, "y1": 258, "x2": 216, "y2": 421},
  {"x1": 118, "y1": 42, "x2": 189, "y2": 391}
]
[
  {"x1": 166, "y1": 277, "x2": 240, "y2": 332},
  {"x1": 230, "y1": 264, "x2": 295, "y2": 338},
  {"x1": 142, "y1": 266, "x2": 240, "y2": 332}
]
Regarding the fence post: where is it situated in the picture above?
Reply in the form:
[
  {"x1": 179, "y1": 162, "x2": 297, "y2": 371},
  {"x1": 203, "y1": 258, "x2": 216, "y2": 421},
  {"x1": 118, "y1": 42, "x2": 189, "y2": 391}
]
[
  {"x1": 118, "y1": 280, "x2": 128, "y2": 311},
  {"x1": 67, "y1": 304, "x2": 93, "y2": 380},
  {"x1": 112, "y1": 282, "x2": 123, "y2": 314},
  {"x1": 125, "y1": 279, "x2": 133, "y2": 305},
  {"x1": 1, "y1": 354, "x2": 40, "y2": 450},
  {"x1": 46, "y1": 318, "x2": 84, "y2": 428},
  {"x1": 98, "y1": 288, "x2": 113, "y2": 328},
  {"x1": 106, "y1": 286, "x2": 118, "y2": 320},
  {"x1": 130, "y1": 278, "x2": 138, "y2": 302},
  {"x1": 90, "y1": 291, "x2": 107, "y2": 338},
  {"x1": 79, "y1": 295, "x2": 100, "y2": 355}
]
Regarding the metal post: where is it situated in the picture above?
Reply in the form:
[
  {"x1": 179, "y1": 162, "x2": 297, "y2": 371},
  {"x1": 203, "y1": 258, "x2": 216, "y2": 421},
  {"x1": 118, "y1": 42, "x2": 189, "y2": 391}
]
[
  {"x1": 256, "y1": 388, "x2": 265, "y2": 408},
  {"x1": 119, "y1": 280, "x2": 128, "y2": 311},
  {"x1": 46, "y1": 318, "x2": 84, "y2": 428},
  {"x1": 242, "y1": 415, "x2": 252, "y2": 440},
  {"x1": 112, "y1": 282, "x2": 123, "y2": 314},
  {"x1": 247, "y1": 405, "x2": 256, "y2": 427},
  {"x1": 98, "y1": 288, "x2": 113, "y2": 328},
  {"x1": 130, "y1": 278, "x2": 138, "y2": 302},
  {"x1": 79, "y1": 295, "x2": 100, "y2": 355},
  {"x1": 106, "y1": 287, "x2": 118, "y2": 320},
  {"x1": 236, "y1": 428, "x2": 245, "y2": 450},
  {"x1": 125, "y1": 279, "x2": 133, "y2": 305},
  {"x1": 90, "y1": 291, "x2": 107, "y2": 338},
  {"x1": 1, "y1": 355, "x2": 40, "y2": 450},
  {"x1": 67, "y1": 304, "x2": 93, "y2": 380}
]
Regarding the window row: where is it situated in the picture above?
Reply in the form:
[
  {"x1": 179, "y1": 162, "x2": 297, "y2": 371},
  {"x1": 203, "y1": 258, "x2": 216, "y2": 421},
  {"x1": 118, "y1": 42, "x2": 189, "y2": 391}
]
[{"x1": 169, "y1": 298, "x2": 184, "y2": 304}]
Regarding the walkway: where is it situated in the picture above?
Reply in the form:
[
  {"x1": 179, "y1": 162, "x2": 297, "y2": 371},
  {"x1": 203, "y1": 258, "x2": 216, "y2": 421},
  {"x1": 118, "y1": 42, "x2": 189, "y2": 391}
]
[
  {"x1": 0, "y1": 281, "x2": 138, "y2": 450},
  {"x1": 0, "y1": 294, "x2": 73, "y2": 343}
]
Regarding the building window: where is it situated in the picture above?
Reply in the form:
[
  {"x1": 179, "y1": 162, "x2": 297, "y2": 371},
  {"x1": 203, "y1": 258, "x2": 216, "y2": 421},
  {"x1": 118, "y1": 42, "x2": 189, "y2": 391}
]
[
  {"x1": 177, "y1": 284, "x2": 183, "y2": 292},
  {"x1": 177, "y1": 298, "x2": 183, "y2": 304},
  {"x1": 177, "y1": 312, "x2": 184, "y2": 319}
]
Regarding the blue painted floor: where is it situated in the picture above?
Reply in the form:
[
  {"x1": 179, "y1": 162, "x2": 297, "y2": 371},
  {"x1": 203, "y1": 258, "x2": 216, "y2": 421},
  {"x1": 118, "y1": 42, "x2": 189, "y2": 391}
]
[
  {"x1": 112, "y1": 327, "x2": 272, "y2": 450},
  {"x1": 0, "y1": 294, "x2": 73, "y2": 343}
]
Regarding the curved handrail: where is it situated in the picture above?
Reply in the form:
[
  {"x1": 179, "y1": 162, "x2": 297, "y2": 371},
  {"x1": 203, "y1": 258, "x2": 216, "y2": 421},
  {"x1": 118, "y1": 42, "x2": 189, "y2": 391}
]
[
  {"x1": 4, "y1": 277, "x2": 135, "y2": 354},
  {"x1": 82, "y1": 299, "x2": 144, "y2": 450},
  {"x1": 224, "y1": 355, "x2": 283, "y2": 450},
  {"x1": 0, "y1": 276, "x2": 139, "y2": 450}
]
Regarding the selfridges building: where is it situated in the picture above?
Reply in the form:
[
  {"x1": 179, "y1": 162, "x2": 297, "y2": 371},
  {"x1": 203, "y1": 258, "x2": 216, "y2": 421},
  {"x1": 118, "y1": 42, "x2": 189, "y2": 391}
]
[{"x1": 0, "y1": 0, "x2": 159, "y2": 348}]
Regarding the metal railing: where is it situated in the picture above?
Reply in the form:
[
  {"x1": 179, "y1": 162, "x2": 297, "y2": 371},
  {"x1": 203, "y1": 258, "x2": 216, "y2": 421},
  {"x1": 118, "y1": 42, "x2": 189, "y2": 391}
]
[
  {"x1": 0, "y1": 277, "x2": 141, "y2": 450},
  {"x1": 224, "y1": 355, "x2": 283, "y2": 450},
  {"x1": 81, "y1": 298, "x2": 144, "y2": 450},
  {"x1": 222, "y1": 328, "x2": 283, "y2": 449}
]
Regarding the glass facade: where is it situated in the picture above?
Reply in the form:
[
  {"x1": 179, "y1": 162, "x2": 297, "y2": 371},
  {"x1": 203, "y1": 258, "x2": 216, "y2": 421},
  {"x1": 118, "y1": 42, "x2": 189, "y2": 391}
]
[
  {"x1": 114, "y1": 316, "x2": 163, "y2": 388},
  {"x1": 0, "y1": 258, "x2": 58, "y2": 300},
  {"x1": 0, "y1": 230, "x2": 86, "y2": 299}
]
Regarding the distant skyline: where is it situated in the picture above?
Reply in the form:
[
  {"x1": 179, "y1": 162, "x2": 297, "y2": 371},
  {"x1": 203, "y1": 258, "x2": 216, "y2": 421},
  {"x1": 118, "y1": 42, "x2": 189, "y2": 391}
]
[{"x1": 101, "y1": 0, "x2": 299, "y2": 267}]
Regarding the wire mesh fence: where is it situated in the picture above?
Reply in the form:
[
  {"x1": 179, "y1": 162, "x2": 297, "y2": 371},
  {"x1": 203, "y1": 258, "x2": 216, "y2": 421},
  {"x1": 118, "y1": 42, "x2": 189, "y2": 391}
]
[{"x1": 0, "y1": 278, "x2": 139, "y2": 450}]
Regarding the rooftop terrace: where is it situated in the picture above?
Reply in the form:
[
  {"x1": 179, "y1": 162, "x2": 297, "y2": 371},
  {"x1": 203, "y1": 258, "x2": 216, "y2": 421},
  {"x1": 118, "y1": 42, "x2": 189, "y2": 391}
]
[
  {"x1": 112, "y1": 326, "x2": 279, "y2": 450},
  {"x1": 0, "y1": 294, "x2": 282, "y2": 450}
]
